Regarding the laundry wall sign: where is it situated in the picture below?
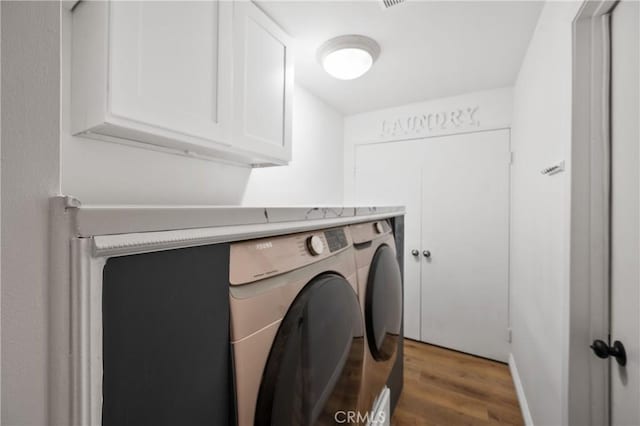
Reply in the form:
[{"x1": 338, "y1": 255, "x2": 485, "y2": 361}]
[{"x1": 379, "y1": 106, "x2": 480, "y2": 138}]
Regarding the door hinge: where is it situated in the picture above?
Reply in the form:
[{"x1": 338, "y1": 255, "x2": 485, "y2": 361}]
[
  {"x1": 507, "y1": 327, "x2": 512, "y2": 343},
  {"x1": 509, "y1": 151, "x2": 514, "y2": 165}
]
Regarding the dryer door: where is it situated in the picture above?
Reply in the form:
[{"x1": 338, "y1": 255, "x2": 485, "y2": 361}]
[
  {"x1": 365, "y1": 244, "x2": 403, "y2": 361},
  {"x1": 255, "y1": 274, "x2": 364, "y2": 426}
]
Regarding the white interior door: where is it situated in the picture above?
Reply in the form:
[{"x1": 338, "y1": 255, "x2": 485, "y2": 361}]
[
  {"x1": 420, "y1": 130, "x2": 510, "y2": 362},
  {"x1": 355, "y1": 140, "x2": 424, "y2": 340},
  {"x1": 610, "y1": 1, "x2": 639, "y2": 424}
]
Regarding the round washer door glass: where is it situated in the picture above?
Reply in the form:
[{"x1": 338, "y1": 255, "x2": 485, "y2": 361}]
[
  {"x1": 365, "y1": 244, "x2": 402, "y2": 361},
  {"x1": 255, "y1": 274, "x2": 364, "y2": 426}
]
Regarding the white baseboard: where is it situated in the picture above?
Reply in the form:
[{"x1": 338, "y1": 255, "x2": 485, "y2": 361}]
[{"x1": 508, "y1": 353, "x2": 534, "y2": 426}]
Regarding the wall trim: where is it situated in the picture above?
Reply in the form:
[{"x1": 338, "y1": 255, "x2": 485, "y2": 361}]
[{"x1": 509, "y1": 353, "x2": 534, "y2": 426}]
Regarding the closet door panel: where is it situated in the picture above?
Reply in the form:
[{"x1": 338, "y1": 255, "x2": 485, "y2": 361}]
[{"x1": 420, "y1": 129, "x2": 510, "y2": 361}]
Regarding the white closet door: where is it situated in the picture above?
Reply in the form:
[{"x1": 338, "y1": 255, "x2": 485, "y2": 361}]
[
  {"x1": 610, "y1": 1, "x2": 640, "y2": 424},
  {"x1": 420, "y1": 130, "x2": 510, "y2": 361},
  {"x1": 355, "y1": 140, "x2": 424, "y2": 340},
  {"x1": 354, "y1": 130, "x2": 511, "y2": 359}
]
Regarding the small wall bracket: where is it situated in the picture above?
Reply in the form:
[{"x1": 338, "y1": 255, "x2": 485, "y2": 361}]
[{"x1": 541, "y1": 160, "x2": 565, "y2": 176}]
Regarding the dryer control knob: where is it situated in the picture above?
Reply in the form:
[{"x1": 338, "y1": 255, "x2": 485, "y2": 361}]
[
  {"x1": 374, "y1": 221, "x2": 385, "y2": 234},
  {"x1": 306, "y1": 235, "x2": 325, "y2": 256}
]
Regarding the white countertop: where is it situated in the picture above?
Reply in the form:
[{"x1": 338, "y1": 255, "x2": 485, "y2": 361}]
[{"x1": 54, "y1": 196, "x2": 405, "y2": 242}]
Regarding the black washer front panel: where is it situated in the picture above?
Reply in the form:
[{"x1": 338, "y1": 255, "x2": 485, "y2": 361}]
[
  {"x1": 255, "y1": 274, "x2": 364, "y2": 426},
  {"x1": 365, "y1": 244, "x2": 403, "y2": 361}
]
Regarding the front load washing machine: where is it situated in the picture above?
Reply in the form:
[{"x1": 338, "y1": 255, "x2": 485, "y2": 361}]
[
  {"x1": 229, "y1": 226, "x2": 365, "y2": 426},
  {"x1": 350, "y1": 220, "x2": 403, "y2": 417}
]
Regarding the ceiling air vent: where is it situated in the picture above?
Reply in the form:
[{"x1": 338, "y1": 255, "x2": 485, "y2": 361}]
[{"x1": 380, "y1": 0, "x2": 405, "y2": 10}]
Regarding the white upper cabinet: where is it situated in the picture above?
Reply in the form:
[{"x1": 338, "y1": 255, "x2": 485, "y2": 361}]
[
  {"x1": 232, "y1": 1, "x2": 294, "y2": 164},
  {"x1": 71, "y1": 1, "x2": 293, "y2": 166}
]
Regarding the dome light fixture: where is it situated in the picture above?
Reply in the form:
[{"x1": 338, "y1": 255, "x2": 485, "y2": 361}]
[{"x1": 317, "y1": 35, "x2": 380, "y2": 80}]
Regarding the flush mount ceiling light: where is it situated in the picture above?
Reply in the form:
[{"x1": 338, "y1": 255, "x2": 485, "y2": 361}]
[{"x1": 317, "y1": 35, "x2": 380, "y2": 80}]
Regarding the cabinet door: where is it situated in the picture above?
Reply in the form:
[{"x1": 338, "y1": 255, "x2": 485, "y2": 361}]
[
  {"x1": 233, "y1": 1, "x2": 294, "y2": 164},
  {"x1": 108, "y1": 1, "x2": 233, "y2": 144}
]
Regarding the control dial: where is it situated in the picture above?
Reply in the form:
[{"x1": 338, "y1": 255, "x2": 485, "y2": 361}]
[
  {"x1": 374, "y1": 221, "x2": 385, "y2": 234},
  {"x1": 306, "y1": 235, "x2": 325, "y2": 256}
]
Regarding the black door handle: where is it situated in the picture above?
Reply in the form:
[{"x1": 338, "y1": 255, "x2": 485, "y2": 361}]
[{"x1": 590, "y1": 339, "x2": 627, "y2": 366}]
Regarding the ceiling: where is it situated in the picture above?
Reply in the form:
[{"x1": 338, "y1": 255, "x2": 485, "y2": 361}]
[{"x1": 257, "y1": 0, "x2": 543, "y2": 115}]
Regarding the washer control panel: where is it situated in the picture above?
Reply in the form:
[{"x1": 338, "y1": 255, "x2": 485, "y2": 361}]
[
  {"x1": 324, "y1": 228, "x2": 349, "y2": 252},
  {"x1": 229, "y1": 226, "x2": 353, "y2": 285}
]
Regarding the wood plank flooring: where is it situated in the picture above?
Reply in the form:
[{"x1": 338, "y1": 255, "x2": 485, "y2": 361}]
[{"x1": 391, "y1": 339, "x2": 524, "y2": 426}]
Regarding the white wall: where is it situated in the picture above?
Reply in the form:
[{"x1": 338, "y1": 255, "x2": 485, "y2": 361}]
[
  {"x1": 61, "y1": 136, "x2": 252, "y2": 205},
  {"x1": 1, "y1": 2, "x2": 61, "y2": 424},
  {"x1": 343, "y1": 87, "x2": 513, "y2": 204},
  {"x1": 509, "y1": 2, "x2": 582, "y2": 425},
  {"x1": 243, "y1": 85, "x2": 344, "y2": 205}
]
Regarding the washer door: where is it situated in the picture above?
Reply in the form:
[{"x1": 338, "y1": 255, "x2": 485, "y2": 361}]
[
  {"x1": 365, "y1": 244, "x2": 402, "y2": 361},
  {"x1": 255, "y1": 274, "x2": 364, "y2": 426}
]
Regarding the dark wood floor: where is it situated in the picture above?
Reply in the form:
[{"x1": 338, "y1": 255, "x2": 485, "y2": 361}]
[{"x1": 392, "y1": 339, "x2": 524, "y2": 426}]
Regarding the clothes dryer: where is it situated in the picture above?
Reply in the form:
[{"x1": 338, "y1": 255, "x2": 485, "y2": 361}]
[
  {"x1": 229, "y1": 226, "x2": 365, "y2": 426},
  {"x1": 350, "y1": 220, "x2": 403, "y2": 416}
]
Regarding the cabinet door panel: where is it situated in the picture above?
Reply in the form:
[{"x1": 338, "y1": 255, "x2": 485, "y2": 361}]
[
  {"x1": 109, "y1": 1, "x2": 232, "y2": 142},
  {"x1": 244, "y1": 19, "x2": 285, "y2": 145},
  {"x1": 233, "y1": 1, "x2": 293, "y2": 164}
]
